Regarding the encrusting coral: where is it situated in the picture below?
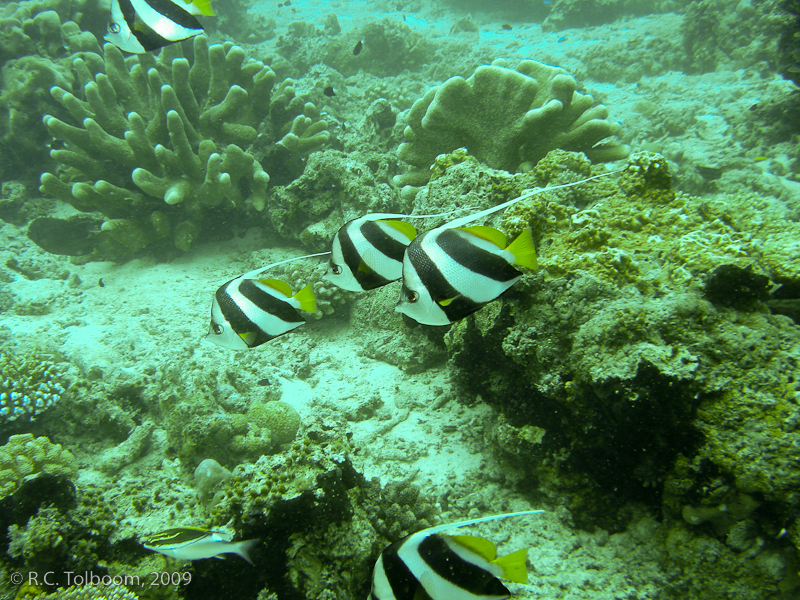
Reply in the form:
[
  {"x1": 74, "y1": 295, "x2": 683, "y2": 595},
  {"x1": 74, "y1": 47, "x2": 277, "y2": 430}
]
[
  {"x1": 38, "y1": 34, "x2": 329, "y2": 259},
  {"x1": 393, "y1": 58, "x2": 628, "y2": 192},
  {"x1": 246, "y1": 400, "x2": 301, "y2": 446}
]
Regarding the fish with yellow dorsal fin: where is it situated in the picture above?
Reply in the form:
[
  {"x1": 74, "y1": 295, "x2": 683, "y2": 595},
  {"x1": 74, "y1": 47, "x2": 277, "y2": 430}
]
[
  {"x1": 105, "y1": 0, "x2": 216, "y2": 54},
  {"x1": 396, "y1": 225, "x2": 538, "y2": 326},
  {"x1": 206, "y1": 252, "x2": 329, "y2": 350},
  {"x1": 369, "y1": 510, "x2": 544, "y2": 600},
  {"x1": 397, "y1": 170, "x2": 623, "y2": 326},
  {"x1": 324, "y1": 208, "x2": 477, "y2": 293},
  {"x1": 174, "y1": 0, "x2": 215, "y2": 17}
]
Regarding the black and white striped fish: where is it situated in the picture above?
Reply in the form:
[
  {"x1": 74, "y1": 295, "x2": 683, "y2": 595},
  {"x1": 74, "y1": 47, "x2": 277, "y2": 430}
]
[
  {"x1": 398, "y1": 225, "x2": 537, "y2": 326},
  {"x1": 206, "y1": 252, "x2": 329, "y2": 351},
  {"x1": 397, "y1": 170, "x2": 623, "y2": 326},
  {"x1": 324, "y1": 209, "x2": 476, "y2": 292},
  {"x1": 324, "y1": 214, "x2": 418, "y2": 292},
  {"x1": 369, "y1": 510, "x2": 544, "y2": 600},
  {"x1": 105, "y1": 0, "x2": 215, "y2": 54}
]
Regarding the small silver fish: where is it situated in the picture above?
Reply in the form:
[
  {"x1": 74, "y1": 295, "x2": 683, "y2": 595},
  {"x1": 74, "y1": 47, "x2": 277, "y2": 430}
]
[{"x1": 143, "y1": 527, "x2": 258, "y2": 563}]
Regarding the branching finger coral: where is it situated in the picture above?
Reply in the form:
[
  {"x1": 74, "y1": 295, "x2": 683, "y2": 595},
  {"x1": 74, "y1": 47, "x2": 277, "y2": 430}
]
[
  {"x1": 39, "y1": 36, "x2": 272, "y2": 256},
  {"x1": 0, "y1": 2, "x2": 101, "y2": 178},
  {"x1": 38, "y1": 35, "x2": 330, "y2": 259}
]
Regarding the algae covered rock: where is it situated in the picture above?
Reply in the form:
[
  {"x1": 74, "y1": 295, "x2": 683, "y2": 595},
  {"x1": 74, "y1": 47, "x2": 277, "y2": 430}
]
[
  {"x1": 206, "y1": 426, "x2": 438, "y2": 600},
  {"x1": 682, "y1": 0, "x2": 784, "y2": 74},
  {"x1": 541, "y1": 0, "x2": 667, "y2": 31},
  {"x1": 393, "y1": 58, "x2": 627, "y2": 191},
  {"x1": 412, "y1": 150, "x2": 800, "y2": 584},
  {"x1": 350, "y1": 18, "x2": 432, "y2": 77},
  {"x1": 779, "y1": 0, "x2": 800, "y2": 86},
  {"x1": 266, "y1": 148, "x2": 396, "y2": 241}
]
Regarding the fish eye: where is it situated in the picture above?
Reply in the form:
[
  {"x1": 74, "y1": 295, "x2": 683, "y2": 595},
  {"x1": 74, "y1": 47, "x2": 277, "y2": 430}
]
[
  {"x1": 109, "y1": 21, "x2": 121, "y2": 34},
  {"x1": 407, "y1": 291, "x2": 419, "y2": 303},
  {"x1": 211, "y1": 323, "x2": 223, "y2": 335},
  {"x1": 331, "y1": 264, "x2": 342, "y2": 275}
]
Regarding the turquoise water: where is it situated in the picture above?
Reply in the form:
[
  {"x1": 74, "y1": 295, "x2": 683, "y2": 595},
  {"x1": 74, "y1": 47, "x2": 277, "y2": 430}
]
[{"x1": 1, "y1": 0, "x2": 799, "y2": 599}]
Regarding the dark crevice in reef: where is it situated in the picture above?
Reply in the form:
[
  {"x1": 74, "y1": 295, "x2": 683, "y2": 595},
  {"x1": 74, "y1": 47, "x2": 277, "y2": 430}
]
[{"x1": 450, "y1": 309, "x2": 706, "y2": 530}]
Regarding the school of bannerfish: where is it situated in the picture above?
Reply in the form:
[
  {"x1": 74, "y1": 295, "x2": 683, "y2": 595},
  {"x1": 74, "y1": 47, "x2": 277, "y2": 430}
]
[
  {"x1": 106, "y1": 0, "x2": 625, "y2": 596},
  {"x1": 206, "y1": 171, "x2": 620, "y2": 347}
]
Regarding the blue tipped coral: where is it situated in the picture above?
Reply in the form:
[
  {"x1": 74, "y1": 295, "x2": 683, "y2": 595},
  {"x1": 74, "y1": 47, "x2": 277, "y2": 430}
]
[{"x1": 0, "y1": 349, "x2": 65, "y2": 422}]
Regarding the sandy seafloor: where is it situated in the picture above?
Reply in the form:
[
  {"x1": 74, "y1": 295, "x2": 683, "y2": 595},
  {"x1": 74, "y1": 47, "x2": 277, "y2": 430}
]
[{"x1": 1, "y1": 0, "x2": 799, "y2": 598}]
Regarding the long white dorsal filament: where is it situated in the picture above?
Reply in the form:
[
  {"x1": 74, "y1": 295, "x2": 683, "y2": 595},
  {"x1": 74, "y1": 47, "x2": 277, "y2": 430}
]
[
  {"x1": 240, "y1": 251, "x2": 331, "y2": 280},
  {"x1": 363, "y1": 207, "x2": 479, "y2": 221},
  {"x1": 440, "y1": 168, "x2": 626, "y2": 231},
  {"x1": 417, "y1": 509, "x2": 545, "y2": 538}
]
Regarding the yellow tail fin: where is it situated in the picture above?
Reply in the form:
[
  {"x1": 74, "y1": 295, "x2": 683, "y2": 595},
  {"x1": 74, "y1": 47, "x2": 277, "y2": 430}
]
[
  {"x1": 293, "y1": 284, "x2": 317, "y2": 313},
  {"x1": 491, "y1": 547, "x2": 529, "y2": 584},
  {"x1": 506, "y1": 228, "x2": 537, "y2": 270}
]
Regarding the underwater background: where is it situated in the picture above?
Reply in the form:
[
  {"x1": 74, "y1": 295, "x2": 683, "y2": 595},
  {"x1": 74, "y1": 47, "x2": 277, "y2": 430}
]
[{"x1": 2, "y1": 0, "x2": 800, "y2": 598}]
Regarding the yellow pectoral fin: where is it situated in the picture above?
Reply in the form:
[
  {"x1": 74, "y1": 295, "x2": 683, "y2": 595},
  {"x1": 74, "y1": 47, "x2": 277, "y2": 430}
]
[
  {"x1": 292, "y1": 284, "x2": 317, "y2": 313},
  {"x1": 449, "y1": 535, "x2": 497, "y2": 561},
  {"x1": 380, "y1": 219, "x2": 417, "y2": 242},
  {"x1": 437, "y1": 296, "x2": 459, "y2": 307},
  {"x1": 239, "y1": 331, "x2": 257, "y2": 345},
  {"x1": 491, "y1": 547, "x2": 530, "y2": 584},
  {"x1": 506, "y1": 228, "x2": 538, "y2": 270},
  {"x1": 461, "y1": 225, "x2": 507, "y2": 248},
  {"x1": 357, "y1": 261, "x2": 374, "y2": 274},
  {"x1": 259, "y1": 278, "x2": 293, "y2": 298}
]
